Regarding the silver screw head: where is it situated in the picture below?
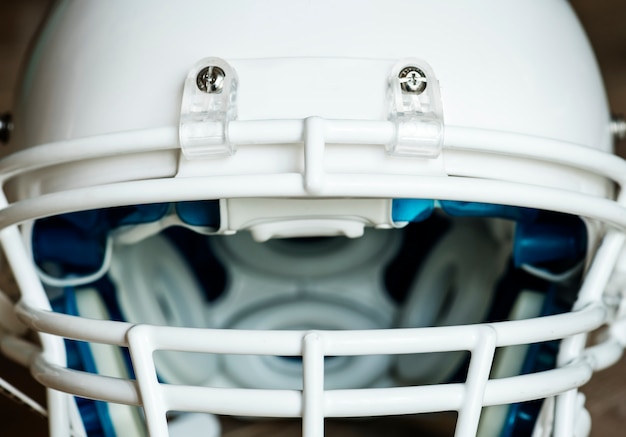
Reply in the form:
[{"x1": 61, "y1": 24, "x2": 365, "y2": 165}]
[
  {"x1": 398, "y1": 66, "x2": 427, "y2": 94},
  {"x1": 611, "y1": 114, "x2": 626, "y2": 142},
  {"x1": 196, "y1": 66, "x2": 226, "y2": 93}
]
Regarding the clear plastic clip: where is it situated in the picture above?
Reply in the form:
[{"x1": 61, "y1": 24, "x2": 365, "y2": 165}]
[
  {"x1": 387, "y1": 59, "x2": 444, "y2": 158},
  {"x1": 179, "y1": 58, "x2": 238, "y2": 158}
]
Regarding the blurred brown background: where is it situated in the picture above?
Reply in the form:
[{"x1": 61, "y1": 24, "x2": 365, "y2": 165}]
[{"x1": 1, "y1": 0, "x2": 625, "y2": 436}]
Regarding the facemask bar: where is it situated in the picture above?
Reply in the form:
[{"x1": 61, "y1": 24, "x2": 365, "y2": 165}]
[
  {"x1": 2, "y1": 172, "x2": 626, "y2": 437},
  {"x1": 1, "y1": 58, "x2": 626, "y2": 437},
  {"x1": 0, "y1": 124, "x2": 624, "y2": 229},
  {"x1": 6, "y1": 285, "x2": 615, "y2": 437}
]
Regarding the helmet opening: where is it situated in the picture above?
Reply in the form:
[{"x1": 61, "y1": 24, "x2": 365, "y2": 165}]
[{"x1": 28, "y1": 198, "x2": 589, "y2": 436}]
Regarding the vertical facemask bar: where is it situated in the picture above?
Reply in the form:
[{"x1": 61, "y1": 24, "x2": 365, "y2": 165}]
[
  {"x1": 302, "y1": 332, "x2": 324, "y2": 437},
  {"x1": 454, "y1": 326, "x2": 497, "y2": 437},
  {"x1": 125, "y1": 324, "x2": 503, "y2": 437},
  {"x1": 554, "y1": 185, "x2": 626, "y2": 436},
  {"x1": 553, "y1": 227, "x2": 626, "y2": 436},
  {"x1": 127, "y1": 325, "x2": 168, "y2": 437},
  {"x1": 303, "y1": 117, "x2": 326, "y2": 195},
  {"x1": 0, "y1": 191, "x2": 79, "y2": 437}
]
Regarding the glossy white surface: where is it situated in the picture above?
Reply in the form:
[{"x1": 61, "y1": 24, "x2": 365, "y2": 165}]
[{"x1": 10, "y1": 0, "x2": 610, "y2": 152}]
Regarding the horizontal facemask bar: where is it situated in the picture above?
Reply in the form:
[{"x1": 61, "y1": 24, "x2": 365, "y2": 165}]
[
  {"x1": 4, "y1": 224, "x2": 623, "y2": 437},
  {"x1": 0, "y1": 174, "x2": 623, "y2": 236},
  {"x1": 8, "y1": 300, "x2": 619, "y2": 437},
  {"x1": 1, "y1": 123, "x2": 626, "y2": 436},
  {"x1": 2, "y1": 207, "x2": 625, "y2": 437},
  {"x1": 1, "y1": 125, "x2": 624, "y2": 187},
  {"x1": 0, "y1": 124, "x2": 624, "y2": 233},
  {"x1": 13, "y1": 297, "x2": 609, "y2": 356}
]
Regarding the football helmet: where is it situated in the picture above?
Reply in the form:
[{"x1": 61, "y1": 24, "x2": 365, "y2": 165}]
[{"x1": 1, "y1": 1, "x2": 626, "y2": 436}]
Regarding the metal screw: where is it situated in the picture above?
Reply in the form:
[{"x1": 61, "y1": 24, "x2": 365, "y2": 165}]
[
  {"x1": 196, "y1": 66, "x2": 226, "y2": 93},
  {"x1": 611, "y1": 114, "x2": 626, "y2": 142},
  {"x1": 398, "y1": 66, "x2": 427, "y2": 94},
  {"x1": 0, "y1": 113, "x2": 12, "y2": 144}
]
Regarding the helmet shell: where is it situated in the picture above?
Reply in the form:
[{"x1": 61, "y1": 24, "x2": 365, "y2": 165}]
[{"x1": 9, "y1": 0, "x2": 611, "y2": 154}]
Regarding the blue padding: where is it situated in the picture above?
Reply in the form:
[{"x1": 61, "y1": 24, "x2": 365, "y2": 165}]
[
  {"x1": 440, "y1": 201, "x2": 539, "y2": 222},
  {"x1": 109, "y1": 203, "x2": 170, "y2": 226},
  {"x1": 392, "y1": 199, "x2": 434, "y2": 222},
  {"x1": 175, "y1": 200, "x2": 221, "y2": 227},
  {"x1": 52, "y1": 288, "x2": 116, "y2": 437},
  {"x1": 59, "y1": 210, "x2": 109, "y2": 232},
  {"x1": 394, "y1": 199, "x2": 586, "y2": 270},
  {"x1": 32, "y1": 201, "x2": 220, "y2": 279},
  {"x1": 513, "y1": 221, "x2": 587, "y2": 267},
  {"x1": 33, "y1": 222, "x2": 107, "y2": 273},
  {"x1": 500, "y1": 289, "x2": 564, "y2": 437}
]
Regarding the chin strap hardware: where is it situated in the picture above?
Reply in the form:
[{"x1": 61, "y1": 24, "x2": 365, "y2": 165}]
[
  {"x1": 179, "y1": 58, "x2": 238, "y2": 159},
  {"x1": 387, "y1": 59, "x2": 444, "y2": 158}
]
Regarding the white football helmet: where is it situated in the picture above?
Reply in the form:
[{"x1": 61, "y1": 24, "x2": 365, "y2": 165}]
[{"x1": 1, "y1": 1, "x2": 626, "y2": 436}]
